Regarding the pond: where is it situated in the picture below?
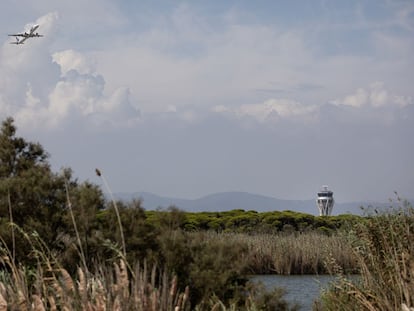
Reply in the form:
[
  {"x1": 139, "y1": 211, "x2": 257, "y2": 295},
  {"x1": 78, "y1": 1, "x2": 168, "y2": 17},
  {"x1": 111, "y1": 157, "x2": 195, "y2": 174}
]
[{"x1": 250, "y1": 274, "x2": 337, "y2": 311}]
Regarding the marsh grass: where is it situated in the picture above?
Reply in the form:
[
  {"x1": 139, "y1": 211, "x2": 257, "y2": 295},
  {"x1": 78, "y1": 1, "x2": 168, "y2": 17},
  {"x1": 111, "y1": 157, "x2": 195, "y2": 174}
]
[
  {"x1": 317, "y1": 200, "x2": 414, "y2": 310},
  {"x1": 0, "y1": 175, "x2": 298, "y2": 310},
  {"x1": 0, "y1": 171, "x2": 191, "y2": 310},
  {"x1": 0, "y1": 239, "x2": 190, "y2": 310},
  {"x1": 206, "y1": 231, "x2": 357, "y2": 275},
  {"x1": 0, "y1": 229, "x2": 297, "y2": 311}
]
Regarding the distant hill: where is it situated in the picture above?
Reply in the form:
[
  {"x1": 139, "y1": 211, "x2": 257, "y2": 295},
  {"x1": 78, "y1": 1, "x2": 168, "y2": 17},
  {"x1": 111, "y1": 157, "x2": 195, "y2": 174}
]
[{"x1": 112, "y1": 191, "x2": 386, "y2": 215}]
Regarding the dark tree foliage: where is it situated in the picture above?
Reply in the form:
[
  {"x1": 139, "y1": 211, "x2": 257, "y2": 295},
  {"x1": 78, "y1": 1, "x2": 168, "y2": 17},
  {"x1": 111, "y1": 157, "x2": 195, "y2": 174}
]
[
  {"x1": 0, "y1": 117, "x2": 48, "y2": 178},
  {"x1": 0, "y1": 117, "x2": 159, "y2": 270},
  {"x1": 187, "y1": 233, "x2": 249, "y2": 307},
  {"x1": 173, "y1": 209, "x2": 361, "y2": 234},
  {"x1": 0, "y1": 117, "x2": 106, "y2": 267},
  {"x1": 96, "y1": 199, "x2": 159, "y2": 265},
  {"x1": 0, "y1": 118, "x2": 66, "y2": 256}
]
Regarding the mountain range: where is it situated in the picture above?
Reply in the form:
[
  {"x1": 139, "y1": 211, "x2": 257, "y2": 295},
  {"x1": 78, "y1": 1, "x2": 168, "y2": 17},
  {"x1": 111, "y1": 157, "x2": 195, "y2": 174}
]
[{"x1": 112, "y1": 191, "x2": 391, "y2": 216}]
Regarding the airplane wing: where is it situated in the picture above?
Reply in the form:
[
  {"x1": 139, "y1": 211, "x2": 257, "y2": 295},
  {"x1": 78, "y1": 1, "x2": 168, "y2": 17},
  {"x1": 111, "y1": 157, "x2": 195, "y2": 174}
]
[
  {"x1": 9, "y1": 36, "x2": 28, "y2": 45},
  {"x1": 8, "y1": 25, "x2": 41, "y2": 38},
  {"x1": 8, "y1": 33, "x2": 27, "y2": 37}
]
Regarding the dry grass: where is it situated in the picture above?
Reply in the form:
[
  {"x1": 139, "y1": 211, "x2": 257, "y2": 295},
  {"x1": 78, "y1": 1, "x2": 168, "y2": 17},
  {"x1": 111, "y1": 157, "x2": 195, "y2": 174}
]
[
  {"x1": 0, "y1": 227, "x2": 303, "y2": 310},
  {"x1": 0, "y1": 166, "x2": 303, "y2": 310},
  {"x1": 0, "y1": 215, "x2": 189, "y2": 310},
  {"x1": 317, "y1": 200, "x2": 414, "y2": 310},
  {"x1": 0, "y1": 255, "x2": 190, "y2": 311},
  {"x1": 203, "y1": 231, "x2": 357, "y2": 275},
  {"x1": 95, "y1": 168, "x2": 126, "y2": 259}
]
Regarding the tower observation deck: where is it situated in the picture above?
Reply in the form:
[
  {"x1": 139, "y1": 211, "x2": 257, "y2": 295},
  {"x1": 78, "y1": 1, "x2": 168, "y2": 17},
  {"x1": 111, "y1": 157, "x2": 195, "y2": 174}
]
[{"x1": 316, "y1": 186, "x2": 334, "y2": 216}]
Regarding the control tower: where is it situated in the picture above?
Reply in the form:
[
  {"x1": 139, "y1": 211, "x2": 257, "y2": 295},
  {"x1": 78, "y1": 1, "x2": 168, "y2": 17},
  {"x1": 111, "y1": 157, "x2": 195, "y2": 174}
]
[{"x1": 316, "y1": 186, "x2": 334, "y2": 216}]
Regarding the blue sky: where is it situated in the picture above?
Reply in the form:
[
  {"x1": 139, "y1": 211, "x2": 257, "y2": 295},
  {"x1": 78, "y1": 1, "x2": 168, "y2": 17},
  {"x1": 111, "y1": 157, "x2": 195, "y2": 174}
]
[{"x1": 0, "y1": 0, "x2": 413, "y2": 203}]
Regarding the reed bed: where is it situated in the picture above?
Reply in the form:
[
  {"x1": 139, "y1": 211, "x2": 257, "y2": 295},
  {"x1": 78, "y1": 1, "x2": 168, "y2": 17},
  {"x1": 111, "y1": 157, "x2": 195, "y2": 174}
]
[
  {"x1": 0, "y1": 255, "x2": 190, "y2": 311},
  {"x1": 196, "y1": 231, "x2": 357, "y2": 275},
  {"x1": 0, "y1": 226, "x2": 299, "y2": 311},
  {"x1": 0, "y1": 219, "x2": 190, "y2": 311},
  {"x1": 0, "y1": 247, "x2": 295, "y2": 311},
  {"x1": 0, "y1": 222, "x2": 297, "y2": 310}
]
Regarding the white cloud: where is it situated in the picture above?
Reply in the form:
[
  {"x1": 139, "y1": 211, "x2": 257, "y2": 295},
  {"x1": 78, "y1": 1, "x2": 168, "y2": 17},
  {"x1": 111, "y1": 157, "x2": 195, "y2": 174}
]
[
  {"x1": 212, "y1": 99, "x2": 318, "y2": 124},
  {"x1": 38, "y1": 55, "x2": 140, "y2": 128},
  {"x1": 369, "y1": 82, "x2": 389, "y2": 107},
  {"x1": 212, "y1": 105, "x2": 228, "y2": 113},
  {"x1": 1, "y1": 11, "x2": 411, "y2": 131},
  {"x1": 207, "y1": 84, "x2": 412, "y2": 128},
  {"x1": 332, "y1": 82, "x2": 412, "y2": 108},
  {"x1": 91, "y1": 9, "x2": 316, "y2": 114},
  {"x1": 0, "y1": 2, "x2": 413, "y2": 202},
  {"x1": 242, "y1": 99, "x2": 317, "y2": 120},
  {"x1": 53, "y1": 50, "x2": 96, "y2": 75},
  {"x1": 89, "y1": 3, "x2": 414, "y2": 119},
  {"x1": 341, "y1": 87, "x2": 368, "y2": 108},
  {"x1": 0, "y1": 12, "x2": 60, "y2": 117},
  {"x1": 0, "y1": 12, "x2": 140, "y2": 130}
]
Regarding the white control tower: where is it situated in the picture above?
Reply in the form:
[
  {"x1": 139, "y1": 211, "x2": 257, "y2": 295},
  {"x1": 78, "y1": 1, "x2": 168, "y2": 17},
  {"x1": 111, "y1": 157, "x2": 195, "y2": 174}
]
[{"x1": 316, "y1": 186, "x2": 334, "y2": 216}]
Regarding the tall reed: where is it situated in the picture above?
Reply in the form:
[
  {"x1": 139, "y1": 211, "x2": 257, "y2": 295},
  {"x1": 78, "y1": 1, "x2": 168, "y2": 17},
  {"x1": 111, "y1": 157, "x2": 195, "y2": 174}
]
[
  {"x1": 64, "y1": 178, "x2": 88, "y2": 275},
  {"x1": 317, "y1": 200, "x2": 414, "y2": 310},
  {"x1": 206, "y1": 231, "x2": 357, "y2": 275},
  {"x1": 0, "y1": 236, "x2": 190, "y2": 311},
  {"x1": 95, "y1": 168, "x2": 126, "y2": 259},
  {"x1": 0, "y1": 172, "x2": 190, "y2": 310},
  {"x1": 6, "y1": 189, "x2": 15, "y2": 265},
  {"x1": 0, "y1": 232, "x2": 295, "y2": 310}
]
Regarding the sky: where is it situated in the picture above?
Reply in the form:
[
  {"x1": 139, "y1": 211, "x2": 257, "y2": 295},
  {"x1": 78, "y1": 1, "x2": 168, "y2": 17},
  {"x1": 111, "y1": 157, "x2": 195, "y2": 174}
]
[{"x1": 0, "y1": 0, "x2": 413, "y2": 203}]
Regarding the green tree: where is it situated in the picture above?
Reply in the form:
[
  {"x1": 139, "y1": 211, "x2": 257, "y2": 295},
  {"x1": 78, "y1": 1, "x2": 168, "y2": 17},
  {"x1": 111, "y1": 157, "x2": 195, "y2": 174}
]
[
  {"x1": 0, "y1": 118, "x2": 66, "y2": 256},
  {"x1": 97, "y1": 199, "x2": 159, "y2": 265},
  {"x1": 0, "y1": 117, "x2": 105, "y2": 268}
]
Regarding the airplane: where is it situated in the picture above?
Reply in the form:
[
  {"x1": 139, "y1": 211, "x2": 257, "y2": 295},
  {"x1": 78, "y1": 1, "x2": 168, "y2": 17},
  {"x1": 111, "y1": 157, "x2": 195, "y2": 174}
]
[{"x1": 8, "y1": 24, "x2": 43, "y2": 44}]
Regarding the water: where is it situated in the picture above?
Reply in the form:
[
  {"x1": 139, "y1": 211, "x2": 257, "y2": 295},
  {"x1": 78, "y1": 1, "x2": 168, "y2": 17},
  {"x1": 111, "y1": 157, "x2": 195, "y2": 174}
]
[{"x1": 250, "y1": 274, "x2": 336, "y2": 311}]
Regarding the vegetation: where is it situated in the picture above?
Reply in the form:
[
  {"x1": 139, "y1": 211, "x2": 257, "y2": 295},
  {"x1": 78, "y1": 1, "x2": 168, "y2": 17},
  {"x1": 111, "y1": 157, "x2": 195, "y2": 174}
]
[
  {"x1": 148, "y1": 209, "x2": 361, "y2": 234},
  {"x1": 0, "y1": 230, "x2": 190, "y2": 311},
  {"x1": 0, "y1": 117, "x2": 307, "y2": 309},
  {"x1": 1, "y1": 117, "x2": 412, "y2": 310},
  {"x1": 231, "y1": 231, "x2": 356, "y2": 275},
  {"x1": 316, "y1": 199, "x2": 414, "y2": 311}
]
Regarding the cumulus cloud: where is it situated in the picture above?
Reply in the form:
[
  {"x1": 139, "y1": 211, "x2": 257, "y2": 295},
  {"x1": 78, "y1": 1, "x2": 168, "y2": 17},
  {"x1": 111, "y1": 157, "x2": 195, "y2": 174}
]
[
  {"x1": 332, "y1": 82, "x2": 413, "y2": 108},
  {"x1": 53, "y1": 50, "x2": 96, "y2": 75},
  {"x1": 0, "y1": 2, "x2": 412, "y2": 202},
  {"x1": 30, "y1": 55, "x2": 140, "y2": 128},
  {"x1": 0, "y1": 12, "x2": 140, "y2": 130}
]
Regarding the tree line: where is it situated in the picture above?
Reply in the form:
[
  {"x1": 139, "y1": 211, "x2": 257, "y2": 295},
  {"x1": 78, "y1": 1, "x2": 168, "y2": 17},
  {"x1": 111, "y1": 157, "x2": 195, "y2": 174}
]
[{"x1": 147, "y1": 207, "x2": 361, "y2": 234}]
